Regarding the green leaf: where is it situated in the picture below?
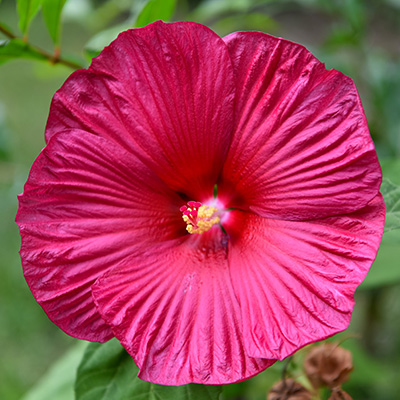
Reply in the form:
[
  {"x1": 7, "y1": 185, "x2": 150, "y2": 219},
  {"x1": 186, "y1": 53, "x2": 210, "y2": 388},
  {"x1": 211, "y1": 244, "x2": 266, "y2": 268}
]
[
  {"x1": 381, "y1": 158, "x2": 400, "y2": 185},
  {"x1": 84, "y1": 23, "x2": 130, "y2": 59},
  {"x1": 75, "y1": 339, "x2": 222, "y2": 400},
  {"x1": 84, "y1": 48, "x2": 101, "y2": 62},
  {"x1": 0, "y1": 38, "x2": 47, "y2": 64},
  {"x1": 190, "y1": 0, "x2": 252, "y2": 21},
  {"x1": 42, "y1": 0, "x2": 67, "y2": 45},
  {"x1": 22, "y1": 343, "x2": 86, "y2": 400},
  {"x1": 212, "y1": 13, "x2": 277, "y2": 37},
  {"x1": 16, "y1": 0, "x2": 42, "y2": 36},
  {"x1": 381, "y1": 179, "x2": 400, "y2": 232},
  {"x1": 381, "y1": 158, "x2": 400, "y2": 232},
  {"x1": 362, "y1": 228, "x2": 400, "y2": 289},
  {"x1": 135, "y1": 0, "x2": 177, "y2": 28},
  {"x1": 360, "y1": 158, "x2": 400, "y2": 289}
]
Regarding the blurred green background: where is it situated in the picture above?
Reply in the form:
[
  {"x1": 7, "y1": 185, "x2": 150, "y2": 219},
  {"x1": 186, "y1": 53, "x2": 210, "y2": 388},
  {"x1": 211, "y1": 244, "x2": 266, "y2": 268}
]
[{"x1": 1, "y1": 0, "x2": 400, "y2": 399}]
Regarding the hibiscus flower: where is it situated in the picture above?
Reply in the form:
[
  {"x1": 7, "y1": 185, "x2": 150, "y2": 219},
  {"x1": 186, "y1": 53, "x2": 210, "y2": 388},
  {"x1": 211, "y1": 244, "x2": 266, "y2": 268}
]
[{"x1": 16, "y1": 21, "x2": 385, "y2": 385}]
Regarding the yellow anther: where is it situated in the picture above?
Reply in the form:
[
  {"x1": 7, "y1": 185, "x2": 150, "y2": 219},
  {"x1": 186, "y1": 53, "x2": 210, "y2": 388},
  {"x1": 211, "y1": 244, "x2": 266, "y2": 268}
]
[{"x1": 180, "y1": 203, "x2": 220, "y2": 235}]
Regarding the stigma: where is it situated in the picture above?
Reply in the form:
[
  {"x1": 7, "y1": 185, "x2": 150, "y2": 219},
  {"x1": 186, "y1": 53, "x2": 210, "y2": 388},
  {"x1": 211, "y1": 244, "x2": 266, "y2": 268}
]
[{"x1": 180, "y1": 201, "x2": 220, "y2": 234}]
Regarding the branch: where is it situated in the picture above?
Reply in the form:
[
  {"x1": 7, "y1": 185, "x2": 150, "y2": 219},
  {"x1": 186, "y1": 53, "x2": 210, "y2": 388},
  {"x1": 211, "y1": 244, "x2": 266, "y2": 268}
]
[
  {"x1": 0, "y1": 24, "x2": 17, "y2": 39},
  {"x1": 0, "y1": 24, "x2": 84, "y2": 70}
]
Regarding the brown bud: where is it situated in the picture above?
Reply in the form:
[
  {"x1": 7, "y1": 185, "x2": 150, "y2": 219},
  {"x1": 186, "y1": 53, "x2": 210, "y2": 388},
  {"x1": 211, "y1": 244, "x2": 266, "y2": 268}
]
[
  {"x1": 267, "y1": 378, "x2": 312, "y2": 400},
  {"x1": 328, "y1": 388, "x2": 353, "y2": 400},
  {"x1": 304, "y1": 343, "x2": 353, "y2": 389}
]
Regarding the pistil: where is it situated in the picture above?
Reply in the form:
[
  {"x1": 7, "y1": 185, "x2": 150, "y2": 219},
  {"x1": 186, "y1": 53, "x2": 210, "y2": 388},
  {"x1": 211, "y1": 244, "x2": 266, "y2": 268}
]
[{"x1": 180, "y1": 201, "x2": 220, "y2": 234}]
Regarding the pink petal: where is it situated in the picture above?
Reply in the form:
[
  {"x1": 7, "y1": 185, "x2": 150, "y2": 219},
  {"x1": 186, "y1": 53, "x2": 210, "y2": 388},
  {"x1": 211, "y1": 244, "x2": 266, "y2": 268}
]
[
  {"x1": 16, "y1": 130, "x2": 183, "y2": 341},
  {"x1": 92, "y1": 230, "x2": 273, "y2": 385},
  {"x1": 45, "y1": 21, "x2": 235, "y2": 200},
  {"x1": 226, "y1": 194, "x2": 385, "y2": 360},
  {"x1": 219, "y1": 32, "x2": 381, "y2": 219}
]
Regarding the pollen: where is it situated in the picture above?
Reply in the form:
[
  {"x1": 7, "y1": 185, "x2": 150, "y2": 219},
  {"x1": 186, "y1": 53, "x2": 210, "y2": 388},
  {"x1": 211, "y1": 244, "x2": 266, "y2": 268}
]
[{"x1": 180, "y1": 201, "x2": 220, "y2": 234}]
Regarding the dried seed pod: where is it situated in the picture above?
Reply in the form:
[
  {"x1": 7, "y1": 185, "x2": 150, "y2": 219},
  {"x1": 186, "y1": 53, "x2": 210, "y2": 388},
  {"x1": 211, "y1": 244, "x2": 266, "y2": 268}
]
[
  {"x1": 304, "y1": 343, "x2": 353, "y2": 389},
  {"x1": 328, "y1": 387, "x2": 353, "y2": 400},
  {"x1": 267, "y1": 378, "x2": 312, "y2": 400}
]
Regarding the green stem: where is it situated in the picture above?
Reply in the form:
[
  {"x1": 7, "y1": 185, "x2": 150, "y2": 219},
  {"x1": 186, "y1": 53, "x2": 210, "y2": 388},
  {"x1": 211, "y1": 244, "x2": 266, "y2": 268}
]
[
  {"x1": 281, "y1": 356, "x2": 293, "y2": 387},
  {"x1": 0, "y1": 24, "x2": 83, "y2": 70}
]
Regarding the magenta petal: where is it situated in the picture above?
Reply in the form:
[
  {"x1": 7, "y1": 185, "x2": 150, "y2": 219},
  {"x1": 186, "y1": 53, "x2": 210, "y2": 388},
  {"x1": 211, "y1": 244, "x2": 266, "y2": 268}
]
[
  {"x1": 92, "y1": 231, "x2": 273, "y2": 385},
  {"x1": 220, "y1": 32, "x2": 381, "y2": 219},
  {"x1": 227, "y1": 194, "x2": 385, "y2": 360},
  {"x1": 16, "y1": 130, "x2": 182, "y2": 341},
  {"x1": 46, "y1": 21, "x2": 235, "y2": 200}
]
